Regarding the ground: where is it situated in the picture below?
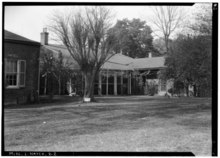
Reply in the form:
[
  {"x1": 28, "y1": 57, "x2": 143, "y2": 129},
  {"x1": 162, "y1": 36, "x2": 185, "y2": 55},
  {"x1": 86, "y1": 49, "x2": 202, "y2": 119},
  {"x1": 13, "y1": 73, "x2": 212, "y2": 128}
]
[{"x1": 4, "y1": 96, "x2": 211, "y2": 156}]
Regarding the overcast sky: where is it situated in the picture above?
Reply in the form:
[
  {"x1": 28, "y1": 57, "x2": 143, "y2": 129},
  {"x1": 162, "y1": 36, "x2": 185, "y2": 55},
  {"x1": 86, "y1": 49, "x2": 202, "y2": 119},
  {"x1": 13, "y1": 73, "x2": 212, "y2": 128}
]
[{"x1": 4, "y1": 4, "x2": 204, "y2": 44}]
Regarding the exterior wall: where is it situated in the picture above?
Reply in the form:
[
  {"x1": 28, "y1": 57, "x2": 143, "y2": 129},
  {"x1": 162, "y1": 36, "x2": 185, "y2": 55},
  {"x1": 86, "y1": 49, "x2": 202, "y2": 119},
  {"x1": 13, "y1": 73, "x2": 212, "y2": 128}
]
[{"x1": 4, "y1": 41, "x2": 40, "y2": 104}]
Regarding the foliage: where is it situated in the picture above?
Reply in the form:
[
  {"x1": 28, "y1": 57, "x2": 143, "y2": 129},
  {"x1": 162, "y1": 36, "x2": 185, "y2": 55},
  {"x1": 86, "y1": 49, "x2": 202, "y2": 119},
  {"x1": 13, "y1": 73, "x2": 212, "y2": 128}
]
[
  {"x1": 40, "y1": 47, "x2": 75, "y2": 96},
  {"x1": 167, "y1": 80, "x2": 184, "y2": 96},
  {"x1": 109, "y1": 18, "x2": 160, "y2": 58},
  {"x1": 153, "y1": 38, "x2": 166, "y2": 54},
  {"x1": 190, "y1": 4, "x2": 212, "y2": 36},
  {"x1": 145, "y1": 80, "x2": 158, "y2": 96},
  {"x1": 159, "y1": 4, "x2": 212, "y2": 97},
  {"x1": 160, "y1": 34, "x2": 211, "y2": 96}
]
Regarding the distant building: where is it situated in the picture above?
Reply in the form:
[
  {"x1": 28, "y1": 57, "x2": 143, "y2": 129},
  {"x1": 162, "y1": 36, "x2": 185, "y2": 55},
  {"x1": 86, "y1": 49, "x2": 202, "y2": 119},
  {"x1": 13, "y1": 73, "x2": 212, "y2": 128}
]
[
  {"x1": 40, "y1": 29, "x2": 172, "y2": 96},
  {"x1": 4, "y1": 30, "x2": 41, "y2": 104}
]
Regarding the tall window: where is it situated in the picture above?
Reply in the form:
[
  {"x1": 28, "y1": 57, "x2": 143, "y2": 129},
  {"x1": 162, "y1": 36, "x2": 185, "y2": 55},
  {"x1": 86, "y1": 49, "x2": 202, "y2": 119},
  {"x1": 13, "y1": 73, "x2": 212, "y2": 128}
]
[{"x1": 5, "y1": 59, "x2": 26, "y2": 88}]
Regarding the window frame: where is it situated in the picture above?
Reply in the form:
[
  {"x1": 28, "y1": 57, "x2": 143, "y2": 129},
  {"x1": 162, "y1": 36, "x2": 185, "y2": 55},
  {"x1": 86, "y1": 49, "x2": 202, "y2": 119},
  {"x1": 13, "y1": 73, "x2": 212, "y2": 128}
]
[
  {"x1": 18, "y1": 60, "x2": 26, "y2": 87},
  {"x1": 5, "y1": 59, "x2": 26, "y2": 89}
]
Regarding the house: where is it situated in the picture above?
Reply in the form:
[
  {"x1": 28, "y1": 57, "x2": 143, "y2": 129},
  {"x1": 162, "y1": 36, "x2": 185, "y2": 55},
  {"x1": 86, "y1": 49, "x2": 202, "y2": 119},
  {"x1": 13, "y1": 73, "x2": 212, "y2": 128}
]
[
  {"x1": 94, "y1": 53, "x2": 171, "y2": 96},
  {"x1": 40, "y1": 29, "x2": 172, "y2": 96},
  {"x1": 4, "y1": 30, "x2": 41, "y2": 104}
]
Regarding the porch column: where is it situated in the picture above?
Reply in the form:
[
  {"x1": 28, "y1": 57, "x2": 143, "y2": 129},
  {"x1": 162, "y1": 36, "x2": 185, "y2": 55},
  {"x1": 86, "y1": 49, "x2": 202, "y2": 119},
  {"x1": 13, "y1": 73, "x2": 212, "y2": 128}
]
[
  {"x1": 128, "y1": 72, "x2": 131, "y2": 95},
  {"x1": 98, "y1": 72, "x2": 102, "y2": 95},
  {"x1": 121, "y1": 71, "x2": 123, "y2": 95},
  {"x1": 69, "y1": 78, "x2": 72, "y2": 93},
  {"x1": 106, "y1": 69, "x2": 109, "y2": 95},
  {"x1": 114, "y1": 71, "x2": 117, "y2": 95}
]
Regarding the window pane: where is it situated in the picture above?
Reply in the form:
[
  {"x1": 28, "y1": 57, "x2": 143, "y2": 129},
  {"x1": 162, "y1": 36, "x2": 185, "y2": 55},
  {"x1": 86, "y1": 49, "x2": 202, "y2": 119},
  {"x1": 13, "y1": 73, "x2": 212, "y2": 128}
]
[
  {"x1": 6, "y1": 74, "x2": 17, "y2": 86},
  {"x1": 5, "y1": 60, "x2": 17, "y2": 73},
  {"x1": 19, "y1": 60, "x2": 26, "y2": 87}
]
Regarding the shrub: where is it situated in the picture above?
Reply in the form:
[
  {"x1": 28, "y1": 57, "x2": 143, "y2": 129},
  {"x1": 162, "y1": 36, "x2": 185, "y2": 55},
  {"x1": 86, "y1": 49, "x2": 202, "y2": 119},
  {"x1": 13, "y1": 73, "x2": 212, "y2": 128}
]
[{"x1": 145, "y1": 81, "x2": 158, "y2": 96}]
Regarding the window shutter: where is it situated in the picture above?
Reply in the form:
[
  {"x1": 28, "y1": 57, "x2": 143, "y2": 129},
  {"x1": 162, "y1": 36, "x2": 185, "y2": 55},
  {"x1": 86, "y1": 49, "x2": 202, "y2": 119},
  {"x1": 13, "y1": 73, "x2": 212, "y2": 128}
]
[{"x1": 19, "y1": 60, "x2": 26, "y2": 87}]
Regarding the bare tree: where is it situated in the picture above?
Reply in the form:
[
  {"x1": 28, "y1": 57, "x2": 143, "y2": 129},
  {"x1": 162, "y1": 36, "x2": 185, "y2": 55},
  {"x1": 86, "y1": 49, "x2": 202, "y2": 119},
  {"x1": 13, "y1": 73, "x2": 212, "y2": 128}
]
[
  {"x1": 49, "y1": 6, "x2": 116, "y2": 102},
  {"x1": 151, "y1": 6, "x2": 184, "y2": 53}
]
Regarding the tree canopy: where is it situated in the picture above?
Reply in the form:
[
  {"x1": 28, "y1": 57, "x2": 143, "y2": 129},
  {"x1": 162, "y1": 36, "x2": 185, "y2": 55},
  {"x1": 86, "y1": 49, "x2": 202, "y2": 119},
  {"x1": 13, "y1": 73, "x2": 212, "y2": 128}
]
[
  {"x1": 160, "y1": 4, "x2": 212, "y2": 97},
  {"x1": 109, "y1": 18, "x2": 160, "y2": 58}
]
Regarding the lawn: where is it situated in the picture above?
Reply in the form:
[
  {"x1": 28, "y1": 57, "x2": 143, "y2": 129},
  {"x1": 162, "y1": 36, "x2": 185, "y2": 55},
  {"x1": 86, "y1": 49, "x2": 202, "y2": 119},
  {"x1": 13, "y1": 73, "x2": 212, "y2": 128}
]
[{"x1": 4, "y1": 96, "x2": 211, "y2": 155}]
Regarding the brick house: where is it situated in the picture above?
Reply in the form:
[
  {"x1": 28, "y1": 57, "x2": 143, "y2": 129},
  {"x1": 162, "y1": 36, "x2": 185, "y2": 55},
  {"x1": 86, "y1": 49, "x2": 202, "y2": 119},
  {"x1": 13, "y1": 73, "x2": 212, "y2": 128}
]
[{"x1": 4, "y1": 30, "x2": 41, "y2": 104}]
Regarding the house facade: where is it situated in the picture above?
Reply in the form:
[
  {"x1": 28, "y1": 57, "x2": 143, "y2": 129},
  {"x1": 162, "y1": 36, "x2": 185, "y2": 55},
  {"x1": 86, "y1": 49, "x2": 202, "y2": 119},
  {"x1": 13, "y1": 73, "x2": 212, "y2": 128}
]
[
  {"x1": 40, "y1": 29, "x2": 171, "y2": 96},
  {"x1": 4, "y1": 30, "x2": 41, "y2": 104}
]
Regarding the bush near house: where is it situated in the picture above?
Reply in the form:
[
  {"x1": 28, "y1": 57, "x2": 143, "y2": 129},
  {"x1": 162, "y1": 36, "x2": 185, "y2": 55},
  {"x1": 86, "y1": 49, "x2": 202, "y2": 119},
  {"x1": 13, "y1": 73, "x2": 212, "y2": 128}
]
[{"x1": 145, "y1": 80, "x2": 158, "y2": 96}]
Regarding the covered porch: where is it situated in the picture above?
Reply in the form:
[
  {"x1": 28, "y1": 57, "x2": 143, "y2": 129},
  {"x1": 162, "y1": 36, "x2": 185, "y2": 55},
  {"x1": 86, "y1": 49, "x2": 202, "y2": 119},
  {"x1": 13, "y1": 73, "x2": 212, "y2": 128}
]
[{"x1": 94, "y1": 70, "x2": 132, "y2": 95}]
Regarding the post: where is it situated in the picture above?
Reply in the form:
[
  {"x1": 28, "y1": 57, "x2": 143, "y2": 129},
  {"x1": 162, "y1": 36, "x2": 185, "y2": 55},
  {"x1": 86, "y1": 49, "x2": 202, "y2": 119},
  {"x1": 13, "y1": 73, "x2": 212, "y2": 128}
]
[
  {"x1": 114, "y1": 71, "x2": 117, "y2": 95},
  {"x1": 98, "y1": 71, "x2": 102, "y2": 95},
  {"x1": 128, "y1": 72, "x2": 131, "y2": 95},
  {"x1": 69, "y1": 78, "x2": 72, "y2": 94},
  {"x1": 82, "y1": 74, "x2": 84, "y2": 96},
  {"x1": 121, "y1": 71, "x2": 123, "y2": 95},
  {"x1": 106, "y1": 69, "x2": 109, "y2": 95}
]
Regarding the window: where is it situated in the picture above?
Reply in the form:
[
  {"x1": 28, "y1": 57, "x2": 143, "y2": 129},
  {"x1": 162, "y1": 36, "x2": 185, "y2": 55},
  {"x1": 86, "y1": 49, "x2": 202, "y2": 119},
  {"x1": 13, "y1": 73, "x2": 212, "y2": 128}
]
[{"x1": 5, "y1": 59, "x2": 26, "y2": 88}]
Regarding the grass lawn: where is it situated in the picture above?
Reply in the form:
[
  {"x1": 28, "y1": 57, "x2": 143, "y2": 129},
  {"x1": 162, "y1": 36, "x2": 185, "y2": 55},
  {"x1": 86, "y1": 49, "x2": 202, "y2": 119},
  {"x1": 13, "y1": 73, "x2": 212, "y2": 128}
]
[{"x1": 4, "y1": 96, "x2": 211, "y2": 155}]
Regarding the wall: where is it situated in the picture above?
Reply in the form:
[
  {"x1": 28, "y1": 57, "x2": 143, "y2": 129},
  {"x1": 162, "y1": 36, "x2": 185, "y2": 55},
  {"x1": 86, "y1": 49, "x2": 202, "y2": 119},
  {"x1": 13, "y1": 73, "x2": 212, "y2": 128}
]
[{"x1": 4, "y1": 41, "x2": 40, "y2": 104}]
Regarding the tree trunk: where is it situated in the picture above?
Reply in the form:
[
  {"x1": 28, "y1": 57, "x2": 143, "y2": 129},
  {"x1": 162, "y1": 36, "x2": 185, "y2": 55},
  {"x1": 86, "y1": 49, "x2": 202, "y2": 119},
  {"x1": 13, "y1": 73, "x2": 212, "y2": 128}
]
[
  {"x1": 58, "y1": 76, "x2": 61, "y2": 95},
  {"x1": 185, "y1": 85, "x2": 189, "y2": 97},
  {"x1": 164, "y1": 35, "x2": 169, "y2": 53},
  {"x1": 82, "y1": 68, "x2": 100, "y2": 102},
  {"x1": 90, "y1": 82, "x2": 96, "y2": 102},
  {"x1": 197, "y1": 86, "x2": 200, "y2": 97},
  {"x1": 193, "y1": 85, "x2": 197, "y2": 97},
  {"x1": 83, "y1": 71, "x2": 95, "y2": 102},
  {"x1": 48, "y1": 73, "x2": 54, "y2": 101}
]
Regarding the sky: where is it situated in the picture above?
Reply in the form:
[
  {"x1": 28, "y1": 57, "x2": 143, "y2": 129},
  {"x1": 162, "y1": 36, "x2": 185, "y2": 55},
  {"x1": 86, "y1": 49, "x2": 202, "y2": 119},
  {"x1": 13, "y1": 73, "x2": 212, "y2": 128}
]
[{"x1": 4, "y1": 4, "x2": 205, "y2": 44}]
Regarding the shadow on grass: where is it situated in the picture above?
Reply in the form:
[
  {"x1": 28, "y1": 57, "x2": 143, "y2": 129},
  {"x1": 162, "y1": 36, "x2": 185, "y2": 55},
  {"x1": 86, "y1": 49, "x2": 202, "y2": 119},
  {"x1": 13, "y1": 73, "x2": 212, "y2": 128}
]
[{"x1": 4, "y1": 95, "x2": 82, "y2": 109}]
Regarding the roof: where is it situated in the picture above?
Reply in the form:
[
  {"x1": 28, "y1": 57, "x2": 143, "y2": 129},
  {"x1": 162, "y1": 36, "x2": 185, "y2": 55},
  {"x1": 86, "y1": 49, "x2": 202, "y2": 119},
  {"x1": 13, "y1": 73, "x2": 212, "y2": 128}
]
[
  {"x1": 42, "y1": 44, "x2": 80, "y2": 70},
  {"x1": 102, "y1": 54, "x2": 165, "y2": 70},
  {"x1": 107, "y1": 53, "x2": 134, "y2": 65},
  {"x1": 43, "y1": 44, "x2": 165, "y2": 71},
  {"x1": 4, "y1": 30, "x2": 40, "y2": 45},
  {"x1": 131, "y1": 57, "x2": 165, "y2": 70},
  {"x1": 43, "y1": 44, "x2": 71, "y2": 57},
  {"x1": 102, "y1": 61, "x2": 131, "y2": 70}
]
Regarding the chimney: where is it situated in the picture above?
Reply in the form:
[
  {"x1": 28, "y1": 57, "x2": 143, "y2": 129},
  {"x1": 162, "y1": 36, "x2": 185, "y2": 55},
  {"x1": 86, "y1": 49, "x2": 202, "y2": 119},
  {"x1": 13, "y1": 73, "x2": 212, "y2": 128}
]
[
  {"x1": 41, "y1": 28, "x2": 49, "y2": 45},
  {"x1": 148, "y1": 52, "x2": 152, "y2": 58}
]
